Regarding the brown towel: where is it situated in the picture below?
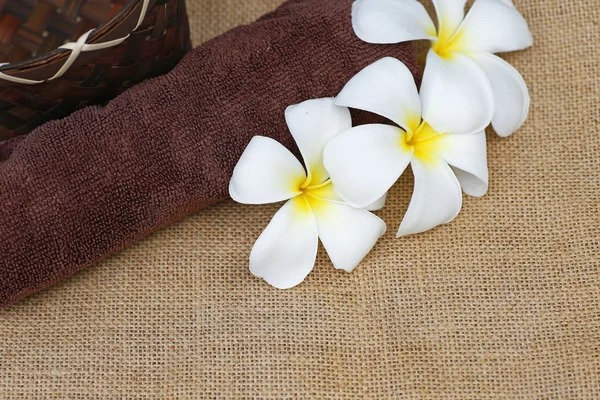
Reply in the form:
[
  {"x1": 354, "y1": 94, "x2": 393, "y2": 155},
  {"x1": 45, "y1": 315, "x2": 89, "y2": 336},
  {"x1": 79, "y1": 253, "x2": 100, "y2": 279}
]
[{"x1": 0, "y1": 0, "x2": 417, "y2": 308}]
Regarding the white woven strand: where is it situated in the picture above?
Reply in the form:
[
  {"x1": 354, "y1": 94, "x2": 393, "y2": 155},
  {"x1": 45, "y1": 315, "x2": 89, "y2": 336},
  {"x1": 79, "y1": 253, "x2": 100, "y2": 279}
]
[
  {"x1": 51, "y1": 31, "x2": 129, "y2": 81},
  {"x1": 0, "y1": 0, "x2": 150, "y2": 85},
  {"x1": 135, "y1": 0, "x2": 150, "y2": 29},
  {"x1": 0, "y1": 64, "x2": 44, "y2": 84}
]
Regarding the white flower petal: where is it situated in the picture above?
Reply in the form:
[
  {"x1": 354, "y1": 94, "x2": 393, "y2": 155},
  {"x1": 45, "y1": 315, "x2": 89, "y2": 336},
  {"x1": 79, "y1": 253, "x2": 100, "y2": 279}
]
[
  {"x1": 420, "y1": 49, "x2": 494, "y2": 135},
  {"x1": 352, "y1": 0, "x2": 437, "y2": 44},
  {"x1": 285, "y1": 98, "x2": 352, "y2": 185},
  {"x1": 457, "y1": 0, "x2": 533, "y2": 54},
  {"x1": 323, "y1": 124, "x2": 414, "y2": 208},
  {"x1": 307, "y1": 196, "x2": 386, "y2": 272},
  {"x1": 335, "y1": 57, "x2": 422, "y2": 133},
  {"x1": 229, "y1": 136, "x2": 306, "y2": 204},
  {"x1": 365, "y1": 193, "x2": 388, "y2": 211},
  {"x1": 429, "y1": 131, "x2": 489, "y2": 197},
  {"x1": 309, "y1": 182, "x2": 388, "y2": 211},
  {"x1": 471, "y1": 53, "x2": 530, "y2": 137},
  {"x1": 305, "y1": 182, "x2": 342, "y2": 203},
  {"x1": 250, "y1": 197, "x2": 318, "y2": 289},
  {"x1": 451, "y1": 167, "x2": 487, "y2": 198},
  {"x1": 398, "y1": 156, "x2": 463, "y2": 237},
  {"x1": 432, "y1": 0, "x2": 467, "y2": 41}
]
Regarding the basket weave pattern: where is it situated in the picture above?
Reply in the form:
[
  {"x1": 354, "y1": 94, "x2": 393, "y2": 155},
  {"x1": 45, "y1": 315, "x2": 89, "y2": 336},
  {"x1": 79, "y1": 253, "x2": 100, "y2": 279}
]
[{"x1": 0, "y1": 0, "x2": 190, "y2": 140}]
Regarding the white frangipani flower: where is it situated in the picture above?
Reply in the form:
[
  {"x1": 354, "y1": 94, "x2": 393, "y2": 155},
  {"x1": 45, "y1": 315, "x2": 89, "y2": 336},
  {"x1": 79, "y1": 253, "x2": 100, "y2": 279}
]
[
  {"x1": 352, "y1": 0, "x2": 533, "y2": 137},
  {"x1": 323, "y1": 57, "x2": 488, "y2": 237},
  {"x1": 229, "y1": 98, "x2": 386, "y2": 289}
]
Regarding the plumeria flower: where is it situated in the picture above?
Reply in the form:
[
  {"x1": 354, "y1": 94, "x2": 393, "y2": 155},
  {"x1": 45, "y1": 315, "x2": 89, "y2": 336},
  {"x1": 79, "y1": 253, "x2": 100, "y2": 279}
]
[
  {"x1": 323, "y1": 57, "x2": 488, "y2": 237},
  {"x1": 352, "y1": 0, "x2": 533, "y2": 137},
  {"x1": 229, "y1": 98, "x2": 386, "y2": 289}
]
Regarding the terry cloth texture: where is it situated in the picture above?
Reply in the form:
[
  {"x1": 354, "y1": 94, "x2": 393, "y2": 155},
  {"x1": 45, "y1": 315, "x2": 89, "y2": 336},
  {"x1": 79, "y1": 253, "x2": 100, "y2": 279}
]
[
  {"x1": 0, "y1": 0, "x2": 417, "y2": 308},
  {"x1": 1, "y1": 0, "x2": 599, "y2": 398}
]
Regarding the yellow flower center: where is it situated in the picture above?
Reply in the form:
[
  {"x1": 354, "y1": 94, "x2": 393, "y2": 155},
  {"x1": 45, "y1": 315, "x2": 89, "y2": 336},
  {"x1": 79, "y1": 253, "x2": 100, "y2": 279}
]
[
  {"x1": 430, "y1": 22, "x2": 465, "y2": 59},
  {"x1": 400, "y1": 121, "x2": 445, "y2": 164},
  {"x1": 291, "y1": 176, "x2": 334, "y2": 215}
]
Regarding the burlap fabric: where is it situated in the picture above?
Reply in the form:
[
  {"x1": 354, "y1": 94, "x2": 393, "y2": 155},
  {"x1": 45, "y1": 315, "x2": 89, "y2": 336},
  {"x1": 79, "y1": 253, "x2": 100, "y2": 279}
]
[{"x1": 0, "y1": 0, "x2": 598, "y2": 398}]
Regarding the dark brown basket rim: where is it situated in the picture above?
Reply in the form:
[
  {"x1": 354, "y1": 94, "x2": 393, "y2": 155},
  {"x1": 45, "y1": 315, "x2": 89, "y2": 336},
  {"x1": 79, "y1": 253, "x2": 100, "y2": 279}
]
[{"x1": 0, "y1": 0, "x2": 151, "y2": 81}]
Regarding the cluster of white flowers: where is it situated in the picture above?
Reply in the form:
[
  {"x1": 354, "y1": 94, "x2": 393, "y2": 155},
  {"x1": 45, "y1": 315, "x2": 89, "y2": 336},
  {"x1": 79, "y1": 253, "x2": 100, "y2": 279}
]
[{"x1": 230, "y1": 0, "x2": 533, "y2": 289}]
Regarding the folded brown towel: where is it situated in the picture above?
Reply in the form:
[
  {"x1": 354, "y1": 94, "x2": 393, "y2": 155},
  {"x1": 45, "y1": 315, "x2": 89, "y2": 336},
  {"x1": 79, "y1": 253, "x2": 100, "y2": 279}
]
[{"x1": 0, "y1": 0, "x2": 417, "y2": 308}]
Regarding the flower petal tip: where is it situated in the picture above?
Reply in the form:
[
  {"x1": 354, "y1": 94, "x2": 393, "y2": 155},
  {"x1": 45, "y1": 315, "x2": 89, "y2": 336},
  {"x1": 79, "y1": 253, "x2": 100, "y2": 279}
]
[{"x1": 351, "y1": 0, "x2": 436, "y2": 44}]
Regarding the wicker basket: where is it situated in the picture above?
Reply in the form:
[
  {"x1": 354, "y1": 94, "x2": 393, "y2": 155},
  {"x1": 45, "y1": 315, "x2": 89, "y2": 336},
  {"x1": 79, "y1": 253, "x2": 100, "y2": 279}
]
[{"x1": 0, "y1": 0, "x2": 191, "y2": 140}]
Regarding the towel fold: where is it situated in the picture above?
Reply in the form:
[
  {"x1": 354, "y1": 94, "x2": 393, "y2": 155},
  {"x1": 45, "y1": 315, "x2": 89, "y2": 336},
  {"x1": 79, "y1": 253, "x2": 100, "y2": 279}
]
[{"x1": 0, "y1": 0, "x2": 417, "y2": 307}]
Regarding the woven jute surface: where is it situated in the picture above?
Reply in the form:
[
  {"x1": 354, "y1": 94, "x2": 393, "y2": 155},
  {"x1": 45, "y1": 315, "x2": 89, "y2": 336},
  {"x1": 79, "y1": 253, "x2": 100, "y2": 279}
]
[{"x1": 1, "y1": 0, "x2": 598, "y2": 398}]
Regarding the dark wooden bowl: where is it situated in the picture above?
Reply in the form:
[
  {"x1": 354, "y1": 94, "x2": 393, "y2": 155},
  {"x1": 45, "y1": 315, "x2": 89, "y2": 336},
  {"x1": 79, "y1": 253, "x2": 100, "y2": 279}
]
[{"x1": 0, "y1": 0, "x2": 191, "y2": 140}]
